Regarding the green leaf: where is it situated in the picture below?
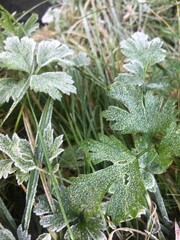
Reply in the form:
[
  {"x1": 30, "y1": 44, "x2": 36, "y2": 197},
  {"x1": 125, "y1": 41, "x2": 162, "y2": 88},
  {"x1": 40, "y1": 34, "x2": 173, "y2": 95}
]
[
  {"x1": 43, "y1": 123, "x2": 64, "y2": 162},
  {"x1": 16, "y1": 14, "x2": 39, "y2": 37},
  {"x1": 35, "y1": 193, "x2": 76, "y2": 232},
  {"x1": 37, "y1": 40, "x2": 73, "y2": 68},
  {"x1": 120, "y1": 32, "x2": 166, "y2": 67},
  {"x1": 159, "y1": 122, "x2": 180, "y2": 157},
  {"x1": 2, "y1": 80, "x2": 29, "y2": 125},
  {"x1": 0, "y1": 78, "x2": 27, "y2": 104},
  {"x1": 115, "y1": 60, "x2": 144, "y2": 86},
  {"x1": 30, "y1": 72, "x2": 76, "y2": 100},
  {"x1": 85, "y1": 134, "x2": 135, "y2": 164},
  {"x1": 64, "y1": 217, "x2": 107, "y2": 240},
  {"x1": 0, "y1": 36, "x2": 36, "y2": 73},
  {"x1": 15, "y1": 169, "x2": 29, "y2": 185},
  {"x1": 36, "y1": 234, "x2": 51, "y2": 240},
  {"x1": 17, "y1": 225, "x2": 31, "y2": 240},
  {"x1": 140, "y1": 169, "x2": 155, "y2": 192},
  {"x1": 0, "y1": 133, "x2": 35, "y2": 173},
  {"x1": 103, "y1": 84, "x2": 175, "y2": 134},
  {"x1": 0, "y1": 229, "x2": 16, "y2": 240},
  {"x1": 67, "y1": 160, "x2": 146, "y2": 224},
  {"x1": 34, "y1": 195, "x2": 51, "y2": 216},
  {"x1": 0, "y1": 159, "x2": 14, "y2": 179}
]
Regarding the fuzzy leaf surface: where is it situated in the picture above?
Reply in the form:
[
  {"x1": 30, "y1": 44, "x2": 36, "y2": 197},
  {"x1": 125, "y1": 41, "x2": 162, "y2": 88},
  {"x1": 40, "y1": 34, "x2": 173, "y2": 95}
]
[
  {"x1": 0, "y1": 36, "x2": 35, "y2": 73},
  {"x1": 0, "y1": 159, "x2": 14, "y2": 179},
  {"x1": 85, "y1": 134, "x2": 135, "y2": 164},
  {"x1": 67, "y1": 160, "x2": 146, "y2": 224},
  {"x1": 43, "y1": 123, "x2": 64, "y2": 162},
  {"x1": 35, "y1": 193, "x2": 76, "y2": 232},
  {"x1": 36, "y1": 233, "x2": 51, "y2": 240},
  {"x1": 30, "y1": 72, "x2": 76, "y2": 100},
  {"x1": 0, "y1": 134, "x2": 35, "y2": 173},
  {"x1": 0, "y1": 78, "x2": 28, "y2": 104},
  {"x1": 37, "y1": 40, "x2": 73, "y2": 68},
  {"x1": 64, "y1": 217, "x2": 107, "y2": 240},
  {"x1": 120, "y1": 32, "x2": 166, "y2": 67},
  {"x1": 103, "y1": 84, "x2": 175, "y2": 134},
  {"x1": 0, "y1": 229, "x2": 16, "y2": 240},
  {"x1": 17, "y1": 225, "x2": 31, "y2": 240}
]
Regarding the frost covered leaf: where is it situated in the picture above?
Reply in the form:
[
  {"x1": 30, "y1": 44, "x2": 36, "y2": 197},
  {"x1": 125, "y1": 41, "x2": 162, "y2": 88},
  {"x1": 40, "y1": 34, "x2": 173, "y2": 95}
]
[
  {"x1": 140, "y1": 169, "x2": 155, "y2": 192},
  {"x1": 67, "y1": 160, "x2": 146, "y2": 224},
  {"x1": 15, "y1": 169, "x2": 29, "y2": 185},
  {"x1": 0, "y1": 36, "x2": 36, "y2": 73},
  {"x1": 135, "y1": 123, "x2": 180, "y2": 176},
  {"x1": 0, "y1": 78, "x2": 28, "y2": 105},
  {"x1": 64, "y1": 217, "x2": 107, "y2": 240},
  {"x1": 17, "y1": 225, "x2": 31, "y2": 240},
  {"x1": 35, "y1": 192, "x2": 76, "y2": 232},
  {"x1": 120, "y1": 32, "x2": 166, "y2": 67},
  {"x1": 103, "y1": 84, "x2": 175, "y2": 134},
  {"x1": 0, "y1": 229, "x2": 16, "y2": 240},
  {"x1": 159, "y1": 122, "x2": 180, "y2": 158},
  {"x1": 0, "y1": 134, "x2": 35, "y2": 173},
  {"x1": 85, "y1": 134, "x2": 135, "y2": 164},
  {"x1": 115, "y1": 60, "x2": 144, "y2": 85},
  {"x1": 30, "y1": 72, "x2": 76, "y2": 100},
  {"x1": 37, "y1": 40, "x2": 73, "y2": 68},
  {"x1": 34, "y1": 195, "x2": 51, "y2": 216},
  {"x1": 36, "y1": 233, "x2": 51, "y2": 240},
  {"x1": 0, "y1": 159, "x2": 14, "y2": 179},
  {"x1": 43, "y1": 123, "x2": 64, "y2": 162}
]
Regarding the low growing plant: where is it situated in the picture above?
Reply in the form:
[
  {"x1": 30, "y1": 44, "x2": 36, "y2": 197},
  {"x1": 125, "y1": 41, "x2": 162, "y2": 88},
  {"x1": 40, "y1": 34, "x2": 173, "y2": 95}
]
[{"x1": 0, "y1": 9, "x2": 179, "y2": 240}]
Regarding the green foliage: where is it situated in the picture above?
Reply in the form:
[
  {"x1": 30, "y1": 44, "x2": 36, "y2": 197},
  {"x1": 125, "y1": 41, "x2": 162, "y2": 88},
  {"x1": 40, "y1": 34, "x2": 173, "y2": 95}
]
[
  {"x1": 30, "y1": 72, "x2": 76, "y2": 101},
  {"x1": 0, "y1": 3, "x2": 179, "y2": 239},
  {"x1": 0, "y1": 133, "x2": 35, "y2": 173},
  {"x1": 66, "y1": 32, "x2": 180, "y2": 228},
  {"x1": 103, "y1": 84, "x2": 175, "y2": 134}
]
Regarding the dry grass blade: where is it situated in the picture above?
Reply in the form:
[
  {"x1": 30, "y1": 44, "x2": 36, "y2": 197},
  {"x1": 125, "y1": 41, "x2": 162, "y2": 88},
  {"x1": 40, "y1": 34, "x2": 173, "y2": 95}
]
[
  {"x1": 175, "y1": 221, "x2": 180, "y2": 240},
  {"x1": 108, "y1": 227, "x2": 158, "y2": 240}
]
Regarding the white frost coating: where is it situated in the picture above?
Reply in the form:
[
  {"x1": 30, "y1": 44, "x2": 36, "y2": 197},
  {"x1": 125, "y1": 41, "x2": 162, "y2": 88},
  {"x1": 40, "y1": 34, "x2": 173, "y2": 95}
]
[
  {"x1": 120, "y1": 32, "x2": 166, "y2": 67},
  {"x1": 36, "y1": 233, "x2": 51, "y2": 240},
  {"x1": 103, "y1": 84, "x2": 175, "y2": 134},
  {"x1": 0, "y1": 229, "x2": 16, "y2": 240},
  {"x1": 0, "y1": 133, "x2": 35, "y2": 173},
  {"x1": 0, "y1": 36, "x2": 36, "y2": 73},
  {"x1": 0, "y1": 160, "x2": 14, "y2": 179},
  {"x1": 30, "y1": 72, "x2": 76, "y2": 101},
  {"x1": 43, "y1": 123, "x2": 64, "y2": 162},
  {"x1": 37, "y1": 40, "x2": 74, "y2": 68},
  {"x1": 17, "y1": 225, "x2": 31, "y2": 240}
]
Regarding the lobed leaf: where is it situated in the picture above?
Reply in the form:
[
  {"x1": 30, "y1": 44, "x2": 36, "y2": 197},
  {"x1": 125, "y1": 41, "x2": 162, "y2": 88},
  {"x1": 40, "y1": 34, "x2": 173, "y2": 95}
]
[
  {"x1": 64, "y1": 217, "x2": 107, "y2": 240},
  {"x1": 37, "y1": 40, "x2": 73, "y2": 68},
  {"x1": 120, "y1": 32, "x2": 166, "y2": 68},
  {"x1": 30, "y1": 72, "x2": 76, "y2": 101},
  {"x1": 67, "y1": 160, "x2": 146, "y2": 224},
  {"x1": 35, "y1": 192, "x2": 76, "y2": 232},
  {"x1": 103, "y1": 84, "x2": 176, "y2": 134},
  {"x1": 0, "y1": 78, "x2": 27, "y2": 104},
  {"x1": 0, "y1": 36, "x2": 35, "y2": 73},
  {"x1": 85, "y1": 134, "x2": 135, "y2": 164},
  {"x1": 0, "y1": 133, "x2": 35, "y2": 173},
  {"x1": 0, "y1": 159, "x2": 14, "y2": 179},
  {"x1": 43, "y1": 123, "x2": 64, "y2": 162}
]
